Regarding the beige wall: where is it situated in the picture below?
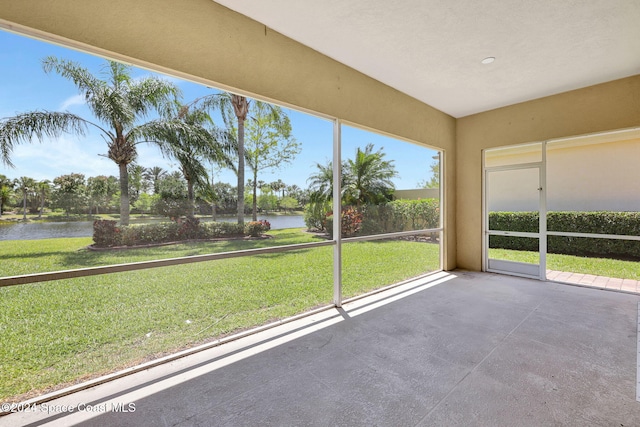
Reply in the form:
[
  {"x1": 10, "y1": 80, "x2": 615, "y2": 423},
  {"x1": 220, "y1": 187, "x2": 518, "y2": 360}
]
[
  {"x1": 487, "y1": 136, "x2": 640, "y2": 213},
  {"x1": 457, "y1": 76, "x2": 640, "y2": 270},
  {"x1": 547, "y1": 138, "x2": 640, "y2": 212},
  {"x1": 394, "y1": 188, "x2": 440, "y2": 200},
  {"x1": 0, "y1": 0, "x2": 457, "y2": 269}
]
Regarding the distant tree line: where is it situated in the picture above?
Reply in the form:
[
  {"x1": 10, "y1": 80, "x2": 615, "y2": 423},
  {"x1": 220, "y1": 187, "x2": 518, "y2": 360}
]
[{"x1": 0, "y1": 169, "x2": 310, "y2": 220}]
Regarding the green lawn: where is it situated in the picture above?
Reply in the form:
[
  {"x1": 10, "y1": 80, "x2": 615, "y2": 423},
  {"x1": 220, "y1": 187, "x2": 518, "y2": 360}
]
[
  {"x1": 489, "y1": 248, "x2": 640, "y2": 280},
  {"x1": 0, "y1": 229, "x2": 322, "y2": 277},
  {"x1": 0, "y1": 230, "x2": 440, "y2": 402}
]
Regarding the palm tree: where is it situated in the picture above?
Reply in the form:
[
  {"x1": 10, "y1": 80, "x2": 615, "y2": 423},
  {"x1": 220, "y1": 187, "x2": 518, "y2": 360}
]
[
  {"x1": 307, "y1": 145, "x2": 397, "y2": 206},
  {"x1": 307, "y1": 160, "x2": 345, "y2": 203},
  {"x1": 143, "y1": 166, "x2": 167, "y2": 194},
  {"x1": 271, "y1": 179, "x2": 286, "y2": 199},
  {"x1": 0, "y1": 175, "x2": 14, "y2": 218},
  {"x1": 0, "y1": 57, "x2": 180, "y2": 225},
  {"x1": 188, "y1": 92, "x2": 286, "y2": 225},
  {"x1": 0, "y1": 186, "x2": 12, "y2": 218},
  {"x1": 36, "y1": 180, "x2": 51, "y2": 218},
  {"x1": 186, "y1": 93, "x2": 248, "y2": 224},
  {"x1": 15, "y1": 176, "x2": 36, "y2": 220},
  {"x1": 127, "y1": 163, "x2": 148, "y2": 205},
  {"x1": 140, "y1": 104, "x2": 234, "y2": 217},
  {"x1": 344, "y1": 143, "x2": 398, "y2": 206}
]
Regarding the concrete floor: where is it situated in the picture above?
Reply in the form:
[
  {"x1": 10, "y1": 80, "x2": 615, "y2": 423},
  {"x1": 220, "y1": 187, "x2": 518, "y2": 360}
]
[{"x1": 3, "y1": 271, "x2": 640, "y2": 426}]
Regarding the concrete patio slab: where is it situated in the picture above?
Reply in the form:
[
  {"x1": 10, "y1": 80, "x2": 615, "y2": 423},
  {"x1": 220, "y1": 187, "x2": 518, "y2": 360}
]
[{"x1": 2, "y1": 271, "x2": 639, "y2": 426}]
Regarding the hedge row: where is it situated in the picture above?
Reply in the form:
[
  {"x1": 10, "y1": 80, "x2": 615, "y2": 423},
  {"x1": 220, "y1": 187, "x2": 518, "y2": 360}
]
[
  {"x1": 92, "y1": 218, "x2": 270, "y2": 248},
  {"x1": 359, "y1": 199, "x2": 439, "y2": 235},
  {"x1": 489, "y1": 211, "x2": 640, "y2": 259},
  {"x1": 318, "y1": 199, "x2": 440, "y2": 238}
]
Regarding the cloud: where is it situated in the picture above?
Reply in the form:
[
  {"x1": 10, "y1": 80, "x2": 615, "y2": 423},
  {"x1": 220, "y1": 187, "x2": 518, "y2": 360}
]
[
  {"x1": 59, "y1": 94, "x2": 85, "y2": 111},
  {"x1": 2, "y1": 135, "x2": 177, "y2": 181},
  {"x1": 8, "y1": 135, "x2": 118, "y2": 180}
]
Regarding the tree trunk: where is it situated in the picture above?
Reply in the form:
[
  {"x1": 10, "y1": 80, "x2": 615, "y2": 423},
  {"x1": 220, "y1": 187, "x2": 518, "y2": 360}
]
[
  {"x1": 237, "y1": 117, "x2": 245, "y2": 225},
  {"x1": 187, "y1": 179, "x2": 195, "y2": 217},
  {"x1": 39, "y1": 195, "x2": 44, "y2": 218},
  {"x1": 211, "y1": 176, "x2": 216, "y2": 221},
  {"x1": 252, "y1": 169, "x2": 258, "y2": 221},
  {"x1": 118, "y1": 162, "x2": 130, "y2": 226},
  {"x1": 22, "y1": 194, "x2": 27, "y2": 220}
]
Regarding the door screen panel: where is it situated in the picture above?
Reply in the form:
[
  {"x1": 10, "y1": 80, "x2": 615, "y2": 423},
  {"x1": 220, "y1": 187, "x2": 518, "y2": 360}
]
[{"x1": 486, "y1": 166, "x2": 541, "y2": 278}]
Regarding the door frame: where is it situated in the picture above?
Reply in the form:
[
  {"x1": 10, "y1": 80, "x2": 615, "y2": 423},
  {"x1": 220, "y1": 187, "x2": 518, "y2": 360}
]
[{"x1": 482, "y1": 147, "x2": 547, "y2": 280}]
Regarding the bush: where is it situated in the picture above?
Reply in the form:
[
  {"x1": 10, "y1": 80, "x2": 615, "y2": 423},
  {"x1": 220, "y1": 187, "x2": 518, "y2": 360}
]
[
  {"x1": 178, "y1": 216, "x2": 201, "y2": 240},
  {"x1": 153, "y1": 197, "x2": 192, "y2": 219},
  {"x1": 93, "y1": 219, "x2": 249, "y2": 247},
  {"x1": 489, "y1": 211, "x2": 640, "y2": 259},
  {"x1": 93, "y1": 220, "x2": 121, "y2": 247},
  {"x1": 359, "y1": 199, "x2": 440, "y2": 235},
  {"x1": 200, "y1": 221, "x2": 245, "y2": 239},
  {"x1": 245, "y1": 220, "x2": 271, "y2": 237},
  {"x1": 304, "y1": 201, "x2": 331, "y2": 231},
  {"x1": 117, "y1": 222, "x2": 181, "y2": 246},
  {"x1": 326, "y1": 207, "x2": 364, "y2": 238}
]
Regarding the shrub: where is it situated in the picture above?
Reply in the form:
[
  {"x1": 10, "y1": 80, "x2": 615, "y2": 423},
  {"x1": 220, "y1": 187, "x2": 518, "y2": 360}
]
[
  {"x1": 245, "y1": 220, "x2": 271, "y2": 237},
  {"x1": 258, "y1": 219, "x2": 271, "y2": 232},
  {"x1": 93, "y1": 220, "x2": 121, "y2": 247},
  {"x1": 359, "y1": 199, "x2": 440, "y2": 235},
  {"x1": 489, "y1": 211, "x2": 640, "y2": 259},
  {"x1": 153, "y1": 197, "x2": 192, "y2": 220},
  {"x1": 326, "y1": 207, "x2": 364, "y2": 238},
  {"x1": 304, "y1": 201, "x2": 331, "y2": 231},
  {"x1": 179, "y1": 216, "x2": 201, "y2": 240},
  {"x1": 200, "y1": 221, "x2": 245, "y2": 238},
  {"x1": 92, "y1": 219, "x2": 251, "y2": 247}
]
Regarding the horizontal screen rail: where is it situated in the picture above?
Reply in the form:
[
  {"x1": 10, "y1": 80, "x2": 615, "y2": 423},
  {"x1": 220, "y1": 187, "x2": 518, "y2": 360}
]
[
  {"x1": 546, "y1": 231, "x2": 640, "y2": 241},
  {"x1": 343, "y1": 228, "x2": 443, "y2": 243},
  {"x1": 486, "y1": 230, "x2": 539, "y2": 239},
  {"x1": 0, "y1": 240, "x2": 336, "y2": 288}
]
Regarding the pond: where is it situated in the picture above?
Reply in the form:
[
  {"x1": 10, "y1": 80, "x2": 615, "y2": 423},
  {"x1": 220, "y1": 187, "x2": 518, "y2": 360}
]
[{"x1": 0, "y1": 214, "x2": 306, "y2": 241}]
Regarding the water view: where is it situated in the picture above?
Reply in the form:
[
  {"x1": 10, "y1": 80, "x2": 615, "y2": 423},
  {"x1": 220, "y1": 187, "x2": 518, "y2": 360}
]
[{"x1": 0, "y1": 215, "x2": 306, "y2": 241}]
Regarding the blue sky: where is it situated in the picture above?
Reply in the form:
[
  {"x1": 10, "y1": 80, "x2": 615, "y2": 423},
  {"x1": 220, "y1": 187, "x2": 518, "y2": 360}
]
[{"x1": 0, "y1": 29, "x2": 437, "y2": 190}]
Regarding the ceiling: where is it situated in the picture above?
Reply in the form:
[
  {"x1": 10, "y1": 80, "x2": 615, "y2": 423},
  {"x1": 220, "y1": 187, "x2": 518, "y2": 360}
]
[{"x1": 213, "y1": 0, "x2": 640, "y2": 118}]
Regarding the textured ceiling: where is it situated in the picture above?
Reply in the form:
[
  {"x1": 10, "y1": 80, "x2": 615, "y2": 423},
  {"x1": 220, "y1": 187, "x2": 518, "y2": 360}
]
[{"x1": 213, "y1": 0, "x2": 640, "y2": 118}]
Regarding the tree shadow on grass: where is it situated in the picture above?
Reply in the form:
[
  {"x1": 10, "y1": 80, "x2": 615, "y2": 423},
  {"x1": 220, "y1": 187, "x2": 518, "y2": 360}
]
[{"x1": 2, "y1": 230, "x2": 323, "y2": 277}]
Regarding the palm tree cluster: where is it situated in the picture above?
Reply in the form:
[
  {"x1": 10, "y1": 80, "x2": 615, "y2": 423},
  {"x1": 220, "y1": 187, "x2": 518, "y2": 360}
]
[
  {"x1": 0, "y1": 57, "x2": 239, "y2": 225},
  {"x1": 308, "y1": 143, "x2": 398, "y2": 205},
  {"x1": 0, "y1": 174, "x2": 51, "y2": 219},
  {"x1": 0, "y1": 56, "x2": 304, "y2": 225}
]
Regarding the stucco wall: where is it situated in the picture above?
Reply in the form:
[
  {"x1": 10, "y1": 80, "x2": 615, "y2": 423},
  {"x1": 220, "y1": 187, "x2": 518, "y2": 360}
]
[
  {"x1": 487, "y1": 136, "x2": 640, "y2": 213},
  {"x1": 457, "y1": 76, "x2": 640, "y2": 270},
  {"x1": 0, "y1": 0, "x2": 457, "y2": 268},
  {"x1": 393, "y1": 188, "x2": 440, "y2": 200}
]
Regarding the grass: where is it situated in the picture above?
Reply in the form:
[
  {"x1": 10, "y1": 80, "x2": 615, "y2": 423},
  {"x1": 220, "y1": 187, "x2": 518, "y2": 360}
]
[
  {"x1": 489, "y1": 248, "x2": 640, "y2": 280},
  {"x1": 0, "y1": 229, "x2": 320, "y2": 277},
  {"x1": 0, "y1": 230, "x2": 440, "y2": 402}
]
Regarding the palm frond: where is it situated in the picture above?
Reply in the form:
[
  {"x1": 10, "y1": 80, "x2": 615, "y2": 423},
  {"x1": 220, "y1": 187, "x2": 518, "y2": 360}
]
[
  {"x1": 127, "y1": 76, "x2": 181, "y2": 118},
  {"x1": 0, "y1": 111, "x2": 88, "y2": 167},
  {"x1": 42, "y1": 56, "x2": 104, "y2": 102}
]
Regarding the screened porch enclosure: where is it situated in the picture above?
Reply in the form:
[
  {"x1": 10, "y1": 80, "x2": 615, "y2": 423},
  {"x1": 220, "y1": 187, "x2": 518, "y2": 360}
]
[{"x1": 484, "y1": 128, "x2": 640, "y2": 285}]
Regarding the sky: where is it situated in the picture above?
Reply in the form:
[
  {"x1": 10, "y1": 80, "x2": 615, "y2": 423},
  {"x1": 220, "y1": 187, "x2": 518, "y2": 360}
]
[{"x1": 0, "y1": 29, "x2": 438, "y2": 191}]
